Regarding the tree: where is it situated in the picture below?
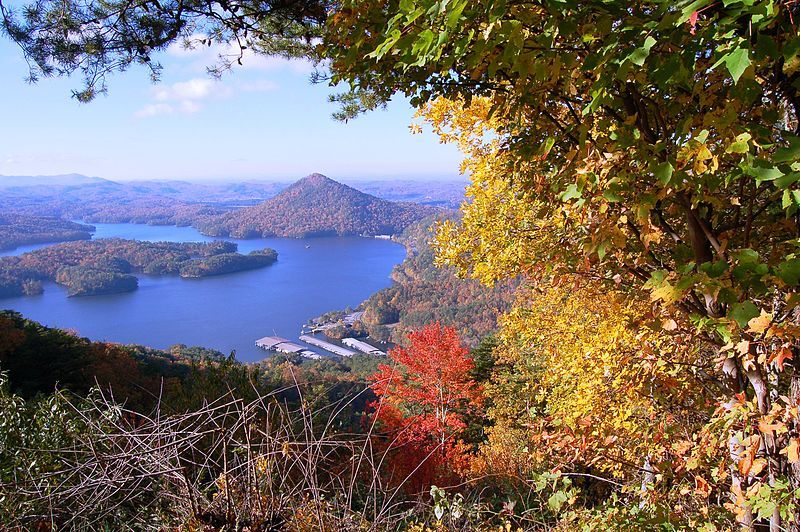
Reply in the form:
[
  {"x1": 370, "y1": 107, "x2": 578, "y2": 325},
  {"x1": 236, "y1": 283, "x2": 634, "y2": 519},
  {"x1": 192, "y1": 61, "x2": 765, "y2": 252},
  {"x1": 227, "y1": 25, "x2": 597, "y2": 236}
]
[
  {"x1": 327, "y1": 1, "x2": 800, "y2": 529},
  {"x1": 369, "y1": 322, "x2": 482, "y2": 492},
  {"x1": 0, "y1": 0, "x2": 328, "y2": 100},
  {"x1": 475, "y1": 278, "x2": 721, "y2": 527}
]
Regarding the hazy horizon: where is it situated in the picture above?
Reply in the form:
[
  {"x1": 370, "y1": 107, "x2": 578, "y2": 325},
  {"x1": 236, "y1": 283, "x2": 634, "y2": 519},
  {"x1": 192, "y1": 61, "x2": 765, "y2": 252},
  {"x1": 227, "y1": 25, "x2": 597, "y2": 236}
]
[{"x1": 0, "y1": 171, "x2": 469, "y2": 185}]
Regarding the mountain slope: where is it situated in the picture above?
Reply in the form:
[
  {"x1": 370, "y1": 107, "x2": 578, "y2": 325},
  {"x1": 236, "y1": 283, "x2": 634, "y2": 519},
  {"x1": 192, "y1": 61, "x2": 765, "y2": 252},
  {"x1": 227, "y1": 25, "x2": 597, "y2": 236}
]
[{"x1": 196, "y1": 173, "x2": 437, "y2": 238}]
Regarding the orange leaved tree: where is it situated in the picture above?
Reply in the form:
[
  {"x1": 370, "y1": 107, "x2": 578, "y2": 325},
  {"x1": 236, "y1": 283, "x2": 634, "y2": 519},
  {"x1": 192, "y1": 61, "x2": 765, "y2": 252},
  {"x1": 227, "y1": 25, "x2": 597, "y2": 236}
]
[{"x1": 368, "y1": 322, "x2": 482, "y2": 493}]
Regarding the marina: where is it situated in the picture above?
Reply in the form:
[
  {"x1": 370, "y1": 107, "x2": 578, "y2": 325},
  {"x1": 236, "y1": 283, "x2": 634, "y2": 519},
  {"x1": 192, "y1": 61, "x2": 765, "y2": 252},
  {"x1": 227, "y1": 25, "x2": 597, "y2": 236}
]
[
  {"x1": 255, "y1": 336, "x2": 320, "y2": 359},
  {"x1": 342, "y1": 337, "x2": 386, "y2": 356},
  {"x1": 298, "y1": 334, "x2": 358, "y2": 357}
]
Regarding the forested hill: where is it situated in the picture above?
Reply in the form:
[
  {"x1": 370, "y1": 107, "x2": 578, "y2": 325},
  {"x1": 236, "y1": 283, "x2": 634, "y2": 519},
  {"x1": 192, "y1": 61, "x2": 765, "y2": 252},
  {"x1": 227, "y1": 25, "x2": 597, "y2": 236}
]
[
  {"x1": 0, "y1": 214, "x2": 94, "y2": 251},
  {"x1": 0, "y1": 239, "x2": 278, "y2": 298},
  {"x1": 195, "y1": 173, "x2": 438, "y2": 238}
]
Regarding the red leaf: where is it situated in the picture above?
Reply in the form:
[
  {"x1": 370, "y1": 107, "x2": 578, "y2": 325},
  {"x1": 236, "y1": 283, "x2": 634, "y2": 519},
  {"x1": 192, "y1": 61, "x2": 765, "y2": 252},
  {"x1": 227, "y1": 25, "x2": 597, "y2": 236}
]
[{"x1": 688, "y1": 11, "x2": 699, "y2": 35}]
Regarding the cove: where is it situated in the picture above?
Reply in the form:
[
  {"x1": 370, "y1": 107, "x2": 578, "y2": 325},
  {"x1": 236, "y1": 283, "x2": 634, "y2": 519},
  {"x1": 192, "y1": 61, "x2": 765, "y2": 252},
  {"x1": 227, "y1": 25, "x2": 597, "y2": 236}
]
[{"x1": 0, "y1": 223, "x2": 406, "y2": 362}]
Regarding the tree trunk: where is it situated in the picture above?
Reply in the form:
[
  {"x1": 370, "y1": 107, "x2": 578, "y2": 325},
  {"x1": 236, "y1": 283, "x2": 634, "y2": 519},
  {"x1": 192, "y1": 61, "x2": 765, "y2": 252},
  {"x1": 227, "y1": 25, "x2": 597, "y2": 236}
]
[
  {"x1": 639, "y1": 456, "x2": 655, "y2": 509},
  {"x1": 787, "y1": 369, "x2": 800, "y2": 532}
]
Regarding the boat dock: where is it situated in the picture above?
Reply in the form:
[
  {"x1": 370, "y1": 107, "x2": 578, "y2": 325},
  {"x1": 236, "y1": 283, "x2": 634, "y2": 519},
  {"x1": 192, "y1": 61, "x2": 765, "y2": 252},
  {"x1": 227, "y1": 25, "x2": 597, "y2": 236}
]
[
  {"x1": 342, "y1": 337, "x2": 386, "y2": 356},
  {"x1": 298, "y1": 335, "x2": 357, "y2": 357},
  {"x1": 255, "y1": 336, "x2": 320, "y2": 359}
]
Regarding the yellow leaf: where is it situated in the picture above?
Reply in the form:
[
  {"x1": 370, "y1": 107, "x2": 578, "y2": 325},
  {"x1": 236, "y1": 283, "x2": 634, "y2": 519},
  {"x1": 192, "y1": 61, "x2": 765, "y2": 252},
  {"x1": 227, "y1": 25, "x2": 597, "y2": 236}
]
[
  {"x1": 739, "y1": 435, "x2": 761, "y2": 476},
  {"x1": 785, "y1": 438, "x2": 800, "y2": 463},
  {"x1": 757, "y1": 419, "x2": 784, "y2": 434},
  {"x1": 747, "y1": 310, "x2": 772, "y2": 334},
  {"x1": 749, "y1": 458, "x2": 767, "y2": 477},
  {"x1": 736, "y1": 340, "x2": 751, "y2": 355},
  {"x1": 695, "y1": 475, "x2": 711, "y2": 498}
]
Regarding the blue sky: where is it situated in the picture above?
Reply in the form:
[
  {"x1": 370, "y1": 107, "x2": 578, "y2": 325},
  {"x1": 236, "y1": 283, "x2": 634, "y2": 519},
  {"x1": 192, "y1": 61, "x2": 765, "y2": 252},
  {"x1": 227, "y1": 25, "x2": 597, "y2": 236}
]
[{"x1": 0, "y1": 36, "x2": 465, "y2": 182}]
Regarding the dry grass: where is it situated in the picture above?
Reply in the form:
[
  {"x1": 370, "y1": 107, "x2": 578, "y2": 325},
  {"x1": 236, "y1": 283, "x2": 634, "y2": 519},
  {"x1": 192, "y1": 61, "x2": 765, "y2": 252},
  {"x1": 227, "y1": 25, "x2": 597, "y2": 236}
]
[{"x1": 3, "y1": 375, "x2": 449, "y2": 531}]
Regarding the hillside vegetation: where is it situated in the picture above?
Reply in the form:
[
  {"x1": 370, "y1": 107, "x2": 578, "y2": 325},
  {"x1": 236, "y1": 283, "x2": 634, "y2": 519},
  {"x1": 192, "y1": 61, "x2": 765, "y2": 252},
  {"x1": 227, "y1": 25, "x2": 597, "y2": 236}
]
[{"x1": 346, "y1": 215, "x2": 518, "y2": 346}]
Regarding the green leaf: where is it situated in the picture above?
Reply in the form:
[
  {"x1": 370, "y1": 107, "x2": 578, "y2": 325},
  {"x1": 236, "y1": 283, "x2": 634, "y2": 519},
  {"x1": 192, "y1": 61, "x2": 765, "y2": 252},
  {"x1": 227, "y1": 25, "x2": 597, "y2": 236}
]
[
  {"x1": 730, "y1": 301, "x2": 759, "y2": 328},
  {"x1": 774, "y1": 137, "x2": 800, "y2": 163},
  {"x1": 747, "y1": 161, "x2": 784, "y2": 183},
  {"x1": 699, "y1": 259, "x2": 729, "y2": 278},
  {"x1": 783, "y1": 189, "x2": 793, "y2": 209},
  {"x1": 725, "y1": 47, "x2": 751, "y2": 84},
  {"x1": 735, "y1": 248, "x2": 760, "y2": 265},
  {"x1": 653, "y1": 161, "x2": 674, "y2": 185},
  {"x1": 560, "y1": 183, "x2": 582, "y2": 201},
  {"x1": 628, "y1": 36, "x2": 656, "y2": 66},
  {"x1": 446, "y1": 0, "x2": 468, "y2": 29},
  {"x1": 548, "y1": 490, "x2": 569, "y2": 512},
  {"x1": 774, "y1": 172, "x2": 800, "y2": 189},
  {"x1": 678, "y1": 0, "x2": 712, "y2": 24},
  {"x1": 726, "y1": 133, "x2": 751, "y2": 154},
  {"x1": 776, "y1": 258, "x2": 800, "y2": 285}
]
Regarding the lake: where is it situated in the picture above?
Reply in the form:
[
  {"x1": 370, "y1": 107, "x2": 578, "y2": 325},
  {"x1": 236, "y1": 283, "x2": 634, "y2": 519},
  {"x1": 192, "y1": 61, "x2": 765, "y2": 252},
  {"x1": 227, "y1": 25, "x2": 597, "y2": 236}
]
[{"x1": 0, "y1": 223, "x2": 406, "y2": 362}]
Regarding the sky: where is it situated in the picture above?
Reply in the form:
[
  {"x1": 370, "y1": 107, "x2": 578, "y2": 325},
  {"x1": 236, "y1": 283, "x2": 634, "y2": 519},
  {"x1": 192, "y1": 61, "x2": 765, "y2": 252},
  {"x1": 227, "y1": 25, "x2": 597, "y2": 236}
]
[{"x1": 0, "y1": 36, "x2": 465, "y2": 182}]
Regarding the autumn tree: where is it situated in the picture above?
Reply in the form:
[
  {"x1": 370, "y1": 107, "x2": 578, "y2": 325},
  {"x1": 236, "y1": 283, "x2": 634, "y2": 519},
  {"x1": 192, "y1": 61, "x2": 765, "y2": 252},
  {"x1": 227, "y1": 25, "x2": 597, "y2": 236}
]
[
  {"x1": 369, "y1": 322, "x2": 482, "y2": 492},
  {"x1": 327, "y1": 0, "x2": 800, "y2": 529},
  {"x1": 473, "y1": 278, "x2": 725, "y2": 527}
]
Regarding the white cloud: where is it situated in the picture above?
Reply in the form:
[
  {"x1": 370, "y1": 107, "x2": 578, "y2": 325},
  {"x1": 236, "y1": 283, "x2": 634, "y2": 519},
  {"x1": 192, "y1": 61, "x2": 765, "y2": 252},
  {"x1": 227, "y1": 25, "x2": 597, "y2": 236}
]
[
  {"x1": 135, "y1": 77, "x2": 233, "y2": 118},
  {"x1": 135, "y1": 74, "x2": 283, "y2": 118},
  {"x1": 135, "y1": 36, "x2": 299, "y2": 119},
  {"x1": 154, "y1": 77, "x2": 234, "y2": 102},
  {"x1": 135, "y1": 103, "x2": 175, "y2": 118},
  {"x1": 167, "y1": 35, "x2": 314, "y2": 74}
]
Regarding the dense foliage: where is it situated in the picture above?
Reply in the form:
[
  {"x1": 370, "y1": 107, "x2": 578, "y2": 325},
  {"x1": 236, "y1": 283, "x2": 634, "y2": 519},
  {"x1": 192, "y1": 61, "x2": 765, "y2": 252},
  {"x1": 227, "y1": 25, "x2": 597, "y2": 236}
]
[
  {"x1": 324, "y1": 0, "x2": 800, "y2": 529},
  {"x1": 197, "y1": 173, "x2": 436, "y2": 238},
  {"x1": 0, "y1": 313, "x2": 549, "y2": 530},
  {"x1": 360, "y1": 215, "x2": 517, "y2": 345},
  {"x1": 55, "y1": 265, "x2": 139, "y2": 296},
  {"x1": 0, "y1": 310, "x2": 194, "y2": 403},
  {"x1": 0, "y1": 214, "x2": 93, "y2": 251},
  {"x1": 0, "y1": 238, "x2": 276, "y2": 297},
  {"x1": 178, "y1": 249, "x2": 279, "y2": 277}
]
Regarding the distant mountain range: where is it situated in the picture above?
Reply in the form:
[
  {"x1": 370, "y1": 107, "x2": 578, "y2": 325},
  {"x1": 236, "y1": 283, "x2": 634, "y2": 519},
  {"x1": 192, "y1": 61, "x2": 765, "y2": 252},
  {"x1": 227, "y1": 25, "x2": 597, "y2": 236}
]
[
  {"x1": 0, "y1": 172, "x2": 457, "y2": 238},
  {"x1": 0, "y1": 174, "x2": 113, "y2": 188},
  {"x1": 196, "y1": 173, "x2": 438, "y2": 238}
]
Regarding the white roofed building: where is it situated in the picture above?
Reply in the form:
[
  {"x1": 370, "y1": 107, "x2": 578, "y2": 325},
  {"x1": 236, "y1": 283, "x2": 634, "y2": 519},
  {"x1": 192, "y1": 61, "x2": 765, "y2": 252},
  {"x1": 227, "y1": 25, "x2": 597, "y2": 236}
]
[{"x1": 341, "y1": 337, "x2": 386, "y2": 356}]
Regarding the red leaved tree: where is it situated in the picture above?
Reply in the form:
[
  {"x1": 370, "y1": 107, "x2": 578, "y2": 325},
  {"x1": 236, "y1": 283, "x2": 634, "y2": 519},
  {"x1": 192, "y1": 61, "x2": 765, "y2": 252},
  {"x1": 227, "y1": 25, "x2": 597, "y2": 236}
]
[{"x1": 368, "y1": 322, "x2": 482, "y2": 492}]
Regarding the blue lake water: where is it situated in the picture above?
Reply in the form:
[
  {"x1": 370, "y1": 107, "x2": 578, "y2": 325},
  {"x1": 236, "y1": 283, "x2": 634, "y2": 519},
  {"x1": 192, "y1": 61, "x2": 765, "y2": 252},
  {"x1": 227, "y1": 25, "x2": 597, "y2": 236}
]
[{"x1": 0, "y1": 224, "x2": 405, "y2": 362}]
